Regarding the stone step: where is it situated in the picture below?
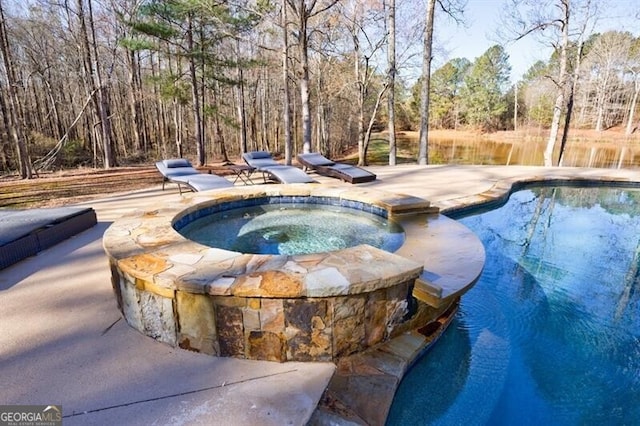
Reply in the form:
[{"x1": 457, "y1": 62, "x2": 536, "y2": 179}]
[
  {"x1": 412, "y1": 277, "x2": 444, "y2": 305},
  {"x1": 391, "y1": 205, "x2": 439, "y2": 217},
  {"x1": 378, "y1": 195, "x2": 436, "y2": 216},
  {"x1": 394, "y1": 213, "x2": 485, "y2": 309}
]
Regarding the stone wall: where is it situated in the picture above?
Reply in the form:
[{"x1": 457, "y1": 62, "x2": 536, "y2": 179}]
[{"x1": 111, "y1": 261, "x2": 441, "y2": 362}]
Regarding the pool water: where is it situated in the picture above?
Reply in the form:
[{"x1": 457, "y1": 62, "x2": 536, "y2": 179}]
[
  {"x1": 179, "y1": 203, "x2": 404, "y2": 255},
  {"x1": 388, "y1": 186, "x2": 640, "y2": 425}
]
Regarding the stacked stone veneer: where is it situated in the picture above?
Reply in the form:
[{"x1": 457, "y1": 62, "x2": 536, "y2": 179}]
[{"x1": 104, "y1": 184, "x2": 449, "y2": 362}]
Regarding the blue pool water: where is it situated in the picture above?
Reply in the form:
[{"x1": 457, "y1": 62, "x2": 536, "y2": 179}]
[{"x1": 388, "y1": 186, "x2": 640, "y2": 425}]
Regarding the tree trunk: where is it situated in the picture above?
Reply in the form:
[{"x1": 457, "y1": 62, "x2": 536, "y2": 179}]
[
  {"x1": 168, "y1": 46, "x2": 182, "y2": 157},
  {"x1": 77, "y1": 0, "x2": 104, "y2": 168},
  {"x1": 0, "y1": 0, "x2": 31, "y2": 178},
  {"x1": 559, "y1": 40, "x2": 584, "y2": 166},
  {"x1": 127, "y1": 50, "x2": 142, "y2": 152},
  {"x1": 153, "y1": 52, "x2": 171, "y2": 157},
  {"x1": 299, "y1": 11, "x2": 312, "y2": 155},
  {"x1": 236, "y1": 39, "x2": 248, "y2": 155},
  {"x1": 513, "y1": 83, "x2": 518, "y2": 131},
  {"x1": 260, "y1": 71, "x2": 269, "y2": 152},
  {"x1": 213, "y1": 81, "x2": 229, "y2": 162},
  {"x1": 387, "y1": 0, "x2": 397, "y2": 166},
  {"x1": 355, "y1": 31, "x2": 366, "y2": 166},
  {"x1": 186, "y1": 15, "x2": 204, "y2": 165},
  {"x1": 0, "y1": 82, "x2": 13, "y2": 170},
  {"x1": 543, "y1": 0, "x2": 570, "y2": 167},
  {"x1": 30, "y1": 83, "x2": 45, "y2": 135},
  {"x1": 87, "y1": 0, "x2": 115, "y2": 168},
  {"x1": 282, "y1": 1, "x2": 292, "y2": 163},
  {"x1": 418, "y1": 0, "x2": 436, "y2": 165},
  {"x1": 315, "y1": 68, "x2": 329, "y2": 155},
  {"x1": 594, "y1": 69, "x2": 610, "y2": 132},
  {"x1": 42, "y1": 77, "x2": 64, "y2": 141},
  {"x1": 626, "y1": 75, "x2": 639, "y2": 135}
]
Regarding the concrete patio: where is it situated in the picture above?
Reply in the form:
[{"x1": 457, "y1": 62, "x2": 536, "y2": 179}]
[{"x1": 2, "y1": 164, "x2": 639, "y2": 425}]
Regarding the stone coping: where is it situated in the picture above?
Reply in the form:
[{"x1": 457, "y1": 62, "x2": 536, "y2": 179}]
[
  {"x1": 397, "y1": 213, "x2": 485, "y2": 307},
  {"x1": 104, "y1": 185, "x2": 440, "y2": 299},
  {"x1": 103, "y1": 183, "x2": 485, "y2": 307}
]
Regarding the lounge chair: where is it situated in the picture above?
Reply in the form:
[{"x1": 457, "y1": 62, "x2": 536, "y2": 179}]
[
  {"x1": 242, "y1": 151, "x2": 315, "y2": 184},
  {"x1": 297, "y1": 153, "x2": 376, "y2": 184},
  {"x1": 155, "y1": 159, "x2": 234, "y2": 193}
]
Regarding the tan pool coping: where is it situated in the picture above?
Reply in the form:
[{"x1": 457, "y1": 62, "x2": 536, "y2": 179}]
[{"x1": 1, "y1": 165, "x2": 639, "y2": 425}]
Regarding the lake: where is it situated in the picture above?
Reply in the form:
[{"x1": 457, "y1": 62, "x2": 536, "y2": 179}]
[{"x1": 389, "y1": 134, "x2": 640, "y2": 168}]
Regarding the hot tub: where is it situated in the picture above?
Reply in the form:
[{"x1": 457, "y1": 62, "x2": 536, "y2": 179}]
[{"x1": 103, "y1": 184, "x2": 483, "y2": 362}]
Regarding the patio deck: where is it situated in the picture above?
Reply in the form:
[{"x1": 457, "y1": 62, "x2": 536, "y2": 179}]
[{"x1": 1, "y1": 165, "x2": 639, "y2": 425}]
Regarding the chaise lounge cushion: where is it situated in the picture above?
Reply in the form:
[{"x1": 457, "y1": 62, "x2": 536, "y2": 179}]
[
  {"x1": 155, "y1": 159, "x2": 234, "y2": 192},
  {"x1": 244, "y1": 151, "x2": 272, "y2": 160},
  {"x1": 242, "y1": 151, "x2": 315, "y2": 184},
  {"x1": 298, "y1": 153, "x2": 335, "y2": 167},
  {"x1": 242, "y1": 151, "x2": 281, "y2": 169},
  {"x1": 163, "y1": 159, "x2": 192, "y2": 168},
  {"x1": 297, "y1": 153, "x2": 376, "y2": 184}
]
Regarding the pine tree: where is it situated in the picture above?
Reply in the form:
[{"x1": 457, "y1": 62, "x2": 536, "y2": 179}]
[{"x1": 460, "y1": 45, "x2": 511, "y2": 131}]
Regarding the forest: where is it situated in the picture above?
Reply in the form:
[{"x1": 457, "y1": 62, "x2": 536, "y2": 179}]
[{"x1": 0, "y1": 0, "x2": 639, "y2": 178}]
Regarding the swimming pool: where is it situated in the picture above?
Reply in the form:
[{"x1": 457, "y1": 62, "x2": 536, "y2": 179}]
[{"x1": 388, "y1": 185, "x2": 640, "y2": 425}]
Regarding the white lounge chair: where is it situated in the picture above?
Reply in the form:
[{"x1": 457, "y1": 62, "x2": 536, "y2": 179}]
[
  {"x1": 242, "y1": 151, "x2": 315, "y2": 184},
  {"x1": 155, "y1": 159, "x2": 234, "y2": 193}
]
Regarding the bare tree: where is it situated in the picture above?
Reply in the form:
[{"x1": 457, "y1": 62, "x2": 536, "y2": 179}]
[
  {"x1": 558, "y1": 39, "x2": 584, "y2": 167},
  {"x1": 341, "y1": 1, "x2": 388, "y2": 166},
  {"x1": 540, "y1": 2, "x2": 568, "y2": 168},
  {"x1": 559, "y1": 3, "x2": 597, "y2": 165},
  {"x1": 417, "y1": 0, "x2": 465, "y2": 165},
  {"x1": 0, "y1": 0, "x2": 32, "y2": 178},
  {"x1": 76, "y1": 0, "x2": 116, "y2": 168},
  {"x1": 235, "y1": 38, "x2": 248, "y2": 155},
  {"x1": 417, "y1": 0, "x2": 436, "y2": 165},
  {"x1": 282, "y1": 0, "x2": 293, "y2": 164},
  {"x1": 503, "y1": 0, "x2": 599, "y2": 166},
  {"x1": 286, "y1": 0, "x2": 339, "y2": 155},
  {"x1": 625, "y1": 37, "x2": 640, "y2": 135},
  {"x1": 587, "y1": 31, "x2": 633, "y2": 132},
  {"x1": 386, "y1": 0, "x2": 396, "y2": 165}
]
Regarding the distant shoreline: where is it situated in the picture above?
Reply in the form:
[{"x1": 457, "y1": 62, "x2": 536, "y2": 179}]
[{"x1": 386, "y1": 127, "x2": 640, "y2": 145}]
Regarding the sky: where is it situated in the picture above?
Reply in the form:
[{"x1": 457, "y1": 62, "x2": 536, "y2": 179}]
[{"x1": 435, "y1": 0, "x2": 640, "y2": 82}]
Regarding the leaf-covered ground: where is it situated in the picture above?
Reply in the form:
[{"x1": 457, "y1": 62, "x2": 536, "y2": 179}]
[{"x1": 0, "y1": 165, "x2": 234, "y2": 208}]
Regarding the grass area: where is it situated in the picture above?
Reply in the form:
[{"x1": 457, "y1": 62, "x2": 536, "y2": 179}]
[
  {"x1": 341, "y1": 136, "x2": 418, "y2": 165},
  {"x1": 367, "y1": 137, "x2": 418, "y2": 164}
]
